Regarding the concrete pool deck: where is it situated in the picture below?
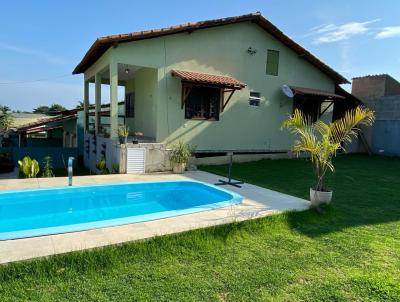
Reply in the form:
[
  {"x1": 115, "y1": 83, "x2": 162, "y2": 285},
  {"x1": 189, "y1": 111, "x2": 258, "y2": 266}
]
[{"x1": 0, "y1": 171, "x2": 310, "y2": 264}]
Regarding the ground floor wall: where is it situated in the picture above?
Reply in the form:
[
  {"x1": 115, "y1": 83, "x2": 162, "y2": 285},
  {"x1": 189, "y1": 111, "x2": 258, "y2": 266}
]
[
  {"x1": 83, "y1": 133, "x2": 121, "y2": 173},
  {"x1": 192, "y1": 152, "x2": 295, "y2": 166}
]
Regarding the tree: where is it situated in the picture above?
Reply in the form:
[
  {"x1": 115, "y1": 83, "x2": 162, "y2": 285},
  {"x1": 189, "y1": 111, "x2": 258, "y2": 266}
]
[
  {"x1": 33, "y1": 103, "x2": 66, "y2": 115},
  {"x1": 33, "y1": 105, "x2": 50, "y2": 114},
  {"x1": 48, "y1": 103, "x2": 66, "y2": 113},
  {"x1": 76, "y1": 101, "x2": 84, "y2": 109},
  {"x1": 0, "y1": 105, "x2": 11, "y2": 114},
  {"x1": 282, "y1": 107, "x2": 375, "y2": 192},
  {"x1": 0, "y1": 112, "x2": 14, "y2": 132}
]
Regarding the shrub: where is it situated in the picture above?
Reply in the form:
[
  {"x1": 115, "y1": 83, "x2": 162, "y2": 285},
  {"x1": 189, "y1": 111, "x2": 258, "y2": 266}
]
[
  {"x1": 169, "y1": 141, "x2": 192, "y2": 164},
  {"x1": 111, "y1": 163, "x2": 119, "y2": 174},
  {"x1": 96, "y1": 158, "x2": 109, "y2": 174},
  {"x1": 42, "y1": 156, "x2": 54, "y2": 178},
  {"x1": 18, "y1": 156, "x2": 40, "y2": 178}
]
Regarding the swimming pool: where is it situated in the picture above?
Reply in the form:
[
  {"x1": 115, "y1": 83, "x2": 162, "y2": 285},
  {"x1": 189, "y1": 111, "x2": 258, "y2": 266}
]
[{"x1": 0, "y1": 180, "x2": 242, "y2": 240}]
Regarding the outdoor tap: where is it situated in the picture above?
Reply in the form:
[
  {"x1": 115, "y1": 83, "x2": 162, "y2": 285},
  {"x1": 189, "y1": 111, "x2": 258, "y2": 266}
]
[{"x1": 68, "y1": 157, "x2": 74, "y2": 186}]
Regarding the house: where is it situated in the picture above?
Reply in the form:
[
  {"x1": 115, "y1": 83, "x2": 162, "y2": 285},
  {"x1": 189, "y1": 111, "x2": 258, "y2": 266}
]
[
  {"x1": 73, "y1": 12, "x2": 355, "y2": 172},
  {"x1": 0, "y1": 110, "x2": 79, "y2": 168},
  {"x1": 351, "y1": 74, "x2": 400, "y2": 156}
]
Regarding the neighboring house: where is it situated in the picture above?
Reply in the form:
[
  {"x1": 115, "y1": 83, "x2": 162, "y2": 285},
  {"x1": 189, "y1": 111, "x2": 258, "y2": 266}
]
[
  {"x1": 9, "y1": 113, "x2": 48, "y2": 128},
  {"x1": 0, "y1": 110, "x2": 79, "y2": 168},
  {"x1": 73, "y1": 12, "x2": 356, "y2": 172},
  {"x1": 15, "y1": 109, "x2": 78, "y2": 148},
  {"x1": 352, "y1": 74, "x2": 400, "y2": 156}
]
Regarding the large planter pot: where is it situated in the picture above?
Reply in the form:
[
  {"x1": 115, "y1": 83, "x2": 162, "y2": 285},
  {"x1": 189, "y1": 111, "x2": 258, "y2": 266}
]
[
  {"x1": 172, "y1": 162, "x2": 186, "y2": 174},
  {"x1": 310, "y1": 188, "x2": 333, "y2": 207}
]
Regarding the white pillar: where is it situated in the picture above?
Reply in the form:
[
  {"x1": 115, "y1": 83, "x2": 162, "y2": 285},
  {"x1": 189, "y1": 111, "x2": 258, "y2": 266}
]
[
  {"x1": 109, "y1": 62, "x2": 119, "y2": 140},
  {"x1": 83, "y1": 80, "x2": 89, "y2": 132},
  {"x1": 95, "y1": 73, "x2": 101, "y2": 135}
]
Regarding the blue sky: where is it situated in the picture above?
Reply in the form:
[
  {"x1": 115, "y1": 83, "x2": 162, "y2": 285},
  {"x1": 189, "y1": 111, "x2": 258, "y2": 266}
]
[{"x1": 0, "y1": 0, "x2": 399, "y2": 111}]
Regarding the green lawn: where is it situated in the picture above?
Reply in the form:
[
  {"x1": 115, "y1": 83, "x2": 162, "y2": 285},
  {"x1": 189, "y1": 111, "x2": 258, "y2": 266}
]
[{"x1": 0, "y1": 154, "x2": 399, "y2": 301}]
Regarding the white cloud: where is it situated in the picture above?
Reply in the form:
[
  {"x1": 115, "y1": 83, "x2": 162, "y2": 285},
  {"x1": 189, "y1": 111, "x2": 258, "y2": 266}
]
[
  {"x1": 375, "y1": 26, "x2": 400, "y2": 39},
  {"x1": 0, "y1": 43, "x2": 68, "y2": 65},
  {"x1": 307, "y1": 19, "x2": 380, "y2": 44}
]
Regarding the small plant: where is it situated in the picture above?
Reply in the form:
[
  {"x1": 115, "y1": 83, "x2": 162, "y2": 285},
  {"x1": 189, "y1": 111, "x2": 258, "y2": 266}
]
[
  {"x1": 18, "y1": 156, "x2": 40, "y2": 178},
  {"x1": 170, "y1": 141, "x2": 192, "y2": 164},
  {"x1": 282, "y1": 107, "x2": 374, "y2": 205},
  {"x1": 96, "y1": 158, "x2": 109, "y2": 174},
  {"x1": 42, "y1": 156, "x2": 54, "y2": 178},
  {"x1": 117, "y1": 125, "x2": 129, "y2": 144},
  {"x1": 111, "y1": 163, "x2": 119, "y2": 174},
  {"x1": 169, "y1": 141, "x2": 192, "y2": 173}
]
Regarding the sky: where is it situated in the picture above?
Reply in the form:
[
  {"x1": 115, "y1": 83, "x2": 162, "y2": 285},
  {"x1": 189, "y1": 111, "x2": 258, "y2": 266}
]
[{"x1": 0, "y1": 0, "x2": 399, "y2": 111}]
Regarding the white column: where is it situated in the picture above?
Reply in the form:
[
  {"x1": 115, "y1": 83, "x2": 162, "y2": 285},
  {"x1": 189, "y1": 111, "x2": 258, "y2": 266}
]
[
  {"x1": 83, "y1": 80, "x2": 89, "y2": 132},
  {"x1": 95, "y1": 73, "x2": 101, "y2": 135},
  {"x1": 109, "y1": 62, "x2": 119, "y2": 140}
]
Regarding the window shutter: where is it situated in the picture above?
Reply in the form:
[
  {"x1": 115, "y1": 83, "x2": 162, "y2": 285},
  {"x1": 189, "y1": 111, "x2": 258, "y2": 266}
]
[{"x1": 266, "y1": 50, "x2": 279, "y2": 76}]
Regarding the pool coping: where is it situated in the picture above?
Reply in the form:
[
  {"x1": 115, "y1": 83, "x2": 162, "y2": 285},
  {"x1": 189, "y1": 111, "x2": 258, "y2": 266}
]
[{"x1": 0, "y1": 171, "x2": 310, "y2": 264}]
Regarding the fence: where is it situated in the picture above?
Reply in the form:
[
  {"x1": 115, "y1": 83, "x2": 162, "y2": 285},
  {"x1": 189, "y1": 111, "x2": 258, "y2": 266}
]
[{"x1": 0, "y1": 147, "x2": 78, "y2": 168}]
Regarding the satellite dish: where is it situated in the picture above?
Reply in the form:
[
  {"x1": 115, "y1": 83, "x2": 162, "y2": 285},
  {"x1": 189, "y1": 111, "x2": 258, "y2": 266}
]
[{"x1": 281, "y1": 85, "x2": 294, "y2": 98}]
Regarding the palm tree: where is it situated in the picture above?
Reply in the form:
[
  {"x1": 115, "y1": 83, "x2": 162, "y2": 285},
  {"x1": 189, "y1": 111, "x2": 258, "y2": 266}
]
[{"x1": 282, "y1": 107, "x2": 375, "y2": 193}]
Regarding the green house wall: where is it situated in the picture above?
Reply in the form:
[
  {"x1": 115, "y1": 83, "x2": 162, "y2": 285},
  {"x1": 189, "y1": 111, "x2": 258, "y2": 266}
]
[{"x1": 86, "y1": 21, "x2": 336, "y2": 151}]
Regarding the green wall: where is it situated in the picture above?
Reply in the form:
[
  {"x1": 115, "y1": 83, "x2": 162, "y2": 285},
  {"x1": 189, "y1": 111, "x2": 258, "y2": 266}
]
[
  {"x1": 86, "y1": 21, "x2": 337, "y2": 151},
  {"x1": 156, "y1": 22, "x2": 334, "y2": 151}
]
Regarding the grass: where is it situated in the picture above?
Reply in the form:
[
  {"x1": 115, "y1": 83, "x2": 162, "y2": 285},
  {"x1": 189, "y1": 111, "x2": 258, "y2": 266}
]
[{"x1": 0, "y1": 154, "x2": 399, "y2": 301}]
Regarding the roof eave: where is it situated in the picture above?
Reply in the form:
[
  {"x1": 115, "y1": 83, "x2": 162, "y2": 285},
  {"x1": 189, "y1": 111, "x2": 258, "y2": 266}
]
[{"x1": 72, "y1": 12, "x2": 349, "y2": 84}]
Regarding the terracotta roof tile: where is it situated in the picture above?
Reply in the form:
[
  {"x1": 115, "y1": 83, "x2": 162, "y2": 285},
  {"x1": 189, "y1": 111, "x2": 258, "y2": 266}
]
[
  {"x1": 72, "y1": 12, "x2": 348, "y2": 84},
  {"x1": 172, "y1": 70, "x2": 245, "y2": 88}
]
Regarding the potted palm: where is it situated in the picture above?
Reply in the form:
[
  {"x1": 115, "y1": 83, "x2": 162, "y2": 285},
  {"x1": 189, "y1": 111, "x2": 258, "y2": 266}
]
[
  {"x1": 117, "y1": 125, "x2": 129, "y2": 144},
  {"x1": 282, "y1": 107, "x2": 374, "y2": 207},
  {"x1": 169, "y1": 141, "x2": 192, "y2": 174}
]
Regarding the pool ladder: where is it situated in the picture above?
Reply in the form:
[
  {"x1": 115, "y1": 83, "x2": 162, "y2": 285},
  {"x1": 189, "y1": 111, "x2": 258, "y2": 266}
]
[{"x1": 68, "y1": 157, "x2": 74, "y2": 186}]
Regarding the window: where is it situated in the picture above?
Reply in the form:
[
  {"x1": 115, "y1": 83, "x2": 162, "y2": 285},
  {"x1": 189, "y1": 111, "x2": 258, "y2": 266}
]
[
  {"x1": 293, "y1": 98, "x2": 321, "y2": 123},
  {"x1": 249, "y1": 91, "x2": 261, "y2": 106},
  {"x1": 266, "y1": 50, "x2": 279, "y2": 76},
  {"x1": 125, "y1": 93, "x2": 135, "y2": 117},
  {"x1": 185, "y1": 85, "x2": 220, "y2": 120}
]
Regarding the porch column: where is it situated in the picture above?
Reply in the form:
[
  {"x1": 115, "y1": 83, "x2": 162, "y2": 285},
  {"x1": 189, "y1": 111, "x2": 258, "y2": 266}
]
[
  {"x1": 83, "y1": 80, "x2": 89, "y2": 132},
  {"x1": 95, "y1": 73, "x2": 101, "y2": 135},
  {"x1": 109, "y1": 62, "x2": 119, "y2": 140}
]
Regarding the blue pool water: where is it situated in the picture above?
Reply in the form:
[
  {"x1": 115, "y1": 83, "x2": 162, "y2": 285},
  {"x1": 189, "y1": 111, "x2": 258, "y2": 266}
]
[{"x1": 0, "y1": 181, "x2": 242, "y2": 240}]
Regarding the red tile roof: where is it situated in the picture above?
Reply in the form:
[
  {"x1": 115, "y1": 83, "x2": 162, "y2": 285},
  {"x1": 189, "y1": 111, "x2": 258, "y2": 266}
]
[
  {"x1": 290, "y1": 86, "x2": 345, "y2": 100},
  {"x1": 172, "y1": 70, "x2": 245, "y2": 88},
  {"x1": 72, "y1": 12, "x2": 349, "y2": 84}
]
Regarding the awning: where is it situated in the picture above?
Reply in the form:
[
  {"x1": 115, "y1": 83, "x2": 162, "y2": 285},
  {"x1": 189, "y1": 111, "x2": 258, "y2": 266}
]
[
  {"x1": 172, "y1": 70, "x2": 246, "y2": 89},
  {"x1": 290, "y1": 86, "x2": 345, "y2": 100}
]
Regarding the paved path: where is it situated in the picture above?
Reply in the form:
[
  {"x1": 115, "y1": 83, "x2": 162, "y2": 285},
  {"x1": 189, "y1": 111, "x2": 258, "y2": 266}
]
[{"x1": 0, "y1": 171, "x2": 309, "y2": 264}]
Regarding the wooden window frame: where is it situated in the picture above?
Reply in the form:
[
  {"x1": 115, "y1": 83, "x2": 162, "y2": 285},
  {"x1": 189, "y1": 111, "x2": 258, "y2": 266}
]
[{"x1": 182, "y1": 83, "x2": 221, "y2": 121}]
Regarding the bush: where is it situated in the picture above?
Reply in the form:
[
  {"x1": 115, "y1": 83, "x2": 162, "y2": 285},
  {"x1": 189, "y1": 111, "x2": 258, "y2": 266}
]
[
  {"x1": 96, "y1": 158, "x2": 109, "y2": 174},
  {"x1": 18, "y1": 156, "x2": 40, "y2": 178},
  {"x1": 41, "y1": 156, "x2": 54, "y2": 178},
  {"x1": 169, "y1": 141, "x2": 192, "y2": 164}
]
